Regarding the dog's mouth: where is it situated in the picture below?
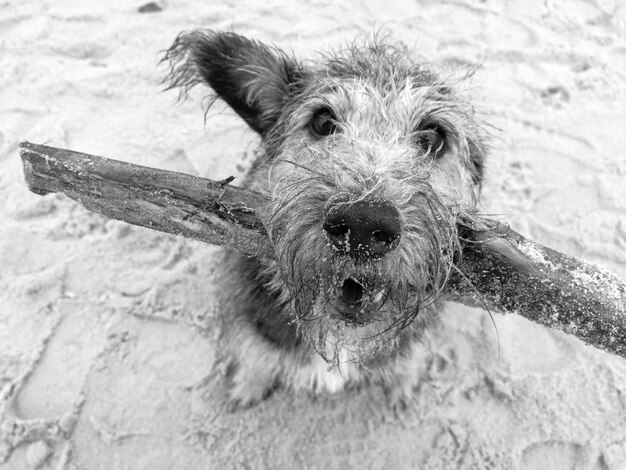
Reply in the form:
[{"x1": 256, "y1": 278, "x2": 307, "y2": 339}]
[
  {"x1": 341, "y1": 278, "x2": 364, "y2": 306},
  {"x1": 329, "y1": 276, "x2": 389, "y2": 325}
]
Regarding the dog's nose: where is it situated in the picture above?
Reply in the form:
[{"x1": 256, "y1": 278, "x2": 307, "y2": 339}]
[{"x1": 322, "y1": 198, "x2": 401, "y2": 259}]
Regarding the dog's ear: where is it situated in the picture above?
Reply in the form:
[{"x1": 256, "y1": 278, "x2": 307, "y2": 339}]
[{"x1": 164, "y1": 31, "x2": 304, "y2": 136}]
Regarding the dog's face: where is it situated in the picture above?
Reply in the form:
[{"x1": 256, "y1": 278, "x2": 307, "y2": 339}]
[{"x1": 166, "y1": 31, "x2": 487, "y2": 367}]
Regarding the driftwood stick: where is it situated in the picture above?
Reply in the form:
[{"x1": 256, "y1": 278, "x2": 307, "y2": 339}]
[
  {"x1": 20, "y1": 141, "x2": 273, "y2": 258},
  {"x1": 19, "y1": 142, "x2": 626, "y2": 358},
  {"x1": 448, "y1": 225, "x2": 626, "y2": 357}
]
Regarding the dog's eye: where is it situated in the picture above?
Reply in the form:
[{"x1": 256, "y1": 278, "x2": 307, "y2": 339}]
[
  {"x1": 310, "y1": 109, "x2": 338, "y2": 137},
  {"x1": 416, "y1": 127, "x2": 446, "y2": 158}
]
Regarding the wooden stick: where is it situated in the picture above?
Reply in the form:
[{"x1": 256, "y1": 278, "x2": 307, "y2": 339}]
[
  {"x1": 19, "y1": 142, "x2": 626, "y2": 358},
  {"x1": 20, "y1": 141, "x2": 273, "y2": 258},
  {"x1": 448, "y1": 224, "x2": 626, "y2": 357}
]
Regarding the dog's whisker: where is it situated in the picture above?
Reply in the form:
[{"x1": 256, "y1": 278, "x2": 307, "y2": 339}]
[{"x1": 451, "y1": 264, "x2": 501, "y2": 361}]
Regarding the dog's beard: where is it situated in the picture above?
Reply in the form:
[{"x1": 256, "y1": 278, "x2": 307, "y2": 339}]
[{"x1": 264, "y1": 171, "x2": 460, "y2": 367}]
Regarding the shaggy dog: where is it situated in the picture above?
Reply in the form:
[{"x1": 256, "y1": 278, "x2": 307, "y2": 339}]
[{"x1": 164, "y1": 31, "x2": 487, "y2": 407}]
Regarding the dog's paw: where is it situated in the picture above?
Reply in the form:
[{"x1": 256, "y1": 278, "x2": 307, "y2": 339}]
[
  {"x1": 383, "y1": 386, "x2": 410, "y2": 415},
  {"x1": 221, "y1": 360, "x2": 278, "y2": 411},
  {"x1": 225, "y1": 378, "x2": 277, "y2": 411},
  {"x1": 381, "y1": 373, "x2": 420, "y2": 416}
]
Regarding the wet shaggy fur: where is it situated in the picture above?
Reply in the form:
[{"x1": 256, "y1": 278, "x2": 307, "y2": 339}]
[{"x1": 164, "y1": 31, "x2": 488, "y2": 408}]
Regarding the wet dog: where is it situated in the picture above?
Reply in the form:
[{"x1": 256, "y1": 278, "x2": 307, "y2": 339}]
[{"x1": 164, "y1": 31, "x2": 487, "y2": 407}]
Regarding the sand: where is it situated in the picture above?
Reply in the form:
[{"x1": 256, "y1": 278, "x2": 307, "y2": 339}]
[{"x1": 1, "y1": 0, "x2": 626, "y2": 468}]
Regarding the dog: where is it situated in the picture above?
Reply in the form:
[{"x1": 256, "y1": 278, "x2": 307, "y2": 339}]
[{"x1": 164, "y1": 31, "x2": 488, "y2": 408}]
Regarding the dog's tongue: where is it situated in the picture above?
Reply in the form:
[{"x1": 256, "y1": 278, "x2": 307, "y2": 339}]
[{"x1": 341, "y1": 278, "x2": 364, "y2": 306}]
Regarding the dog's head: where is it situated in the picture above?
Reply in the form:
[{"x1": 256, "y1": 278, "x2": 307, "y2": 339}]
[{"x1": 165, "y1": 31, "x2": 488, "y2": 366}]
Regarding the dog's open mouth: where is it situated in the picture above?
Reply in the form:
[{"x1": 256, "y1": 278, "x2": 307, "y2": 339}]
[
  {"x1": 330, "y1": 276, "x2": 388, "y2": 325},
  {"x1": 342, "y1": 277, "x2": 364, "y2": 306}
]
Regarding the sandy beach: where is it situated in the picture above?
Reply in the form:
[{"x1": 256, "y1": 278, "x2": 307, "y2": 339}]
[{"x1": 1, "y1": 0, "x2": 626, "y2": 468}]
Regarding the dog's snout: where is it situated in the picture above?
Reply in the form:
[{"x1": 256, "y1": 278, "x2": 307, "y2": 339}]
[{"x1": 322, "y1": 199, "x2": 401, "y2": 259}]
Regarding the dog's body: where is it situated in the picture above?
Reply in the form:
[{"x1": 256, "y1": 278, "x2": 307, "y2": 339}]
[{"x1": 165, "y1": 31, "x2": 488, "y2": 407}]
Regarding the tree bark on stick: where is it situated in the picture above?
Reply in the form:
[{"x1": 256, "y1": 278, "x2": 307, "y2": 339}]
[
  {"x1": 19, "y1": 142, "x2": 626, "y2": 359},
  {"x1": 20, "y1": 141, "x2": 273, "y2": 258}
]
